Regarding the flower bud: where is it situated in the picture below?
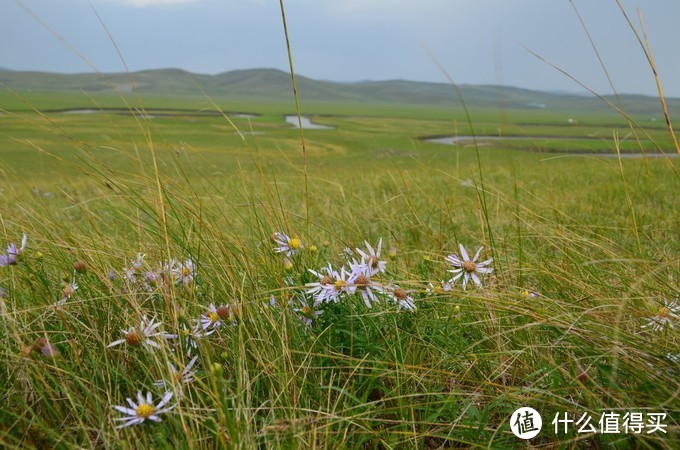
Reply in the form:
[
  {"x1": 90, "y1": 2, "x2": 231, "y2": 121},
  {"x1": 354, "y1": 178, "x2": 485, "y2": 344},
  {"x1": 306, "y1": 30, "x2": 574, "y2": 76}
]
[
  {"x1": 210, "y1": 362, "x2": 223, "y2": 377},
  {"x1": 74, "y1": 260, "x2": 87, "y2": 273}
]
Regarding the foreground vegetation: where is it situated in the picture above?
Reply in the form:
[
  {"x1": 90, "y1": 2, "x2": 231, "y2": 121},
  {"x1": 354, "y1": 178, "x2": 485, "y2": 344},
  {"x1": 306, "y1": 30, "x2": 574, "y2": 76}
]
[{"x1": 0, "y1": 88, "x2": 678, "y2": 449}]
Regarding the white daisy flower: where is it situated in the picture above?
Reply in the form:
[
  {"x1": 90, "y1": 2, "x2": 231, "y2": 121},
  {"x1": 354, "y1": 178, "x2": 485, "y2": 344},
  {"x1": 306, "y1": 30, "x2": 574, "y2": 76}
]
[
  {"x1": 272, "y1": 232, "x2": 303, "y2": 257},
  {"x1": 113, "y1": 391, "x2": 175, "y2": 428},
  {"x1": 425, "y1": 280, "x2": 453, "y2": 296},
  {"x1": 293, "y1": 297, "x2": 323, "y2": 328},
  {"x1": 326, "y1": 266, "x2": 356, "y2": 303},
  {"x1": 107, "y1": 316, "x2": 164, "y2": 351},
  {"x1": 178, "y1": 259, "x2": 195, "y2": 285},
  {"x1": 349, "y1": 260, "x2": 383, "y2": 308},
  {"x1": 306, "y1": 263, "x2": 339, "y2": 303},
  {"x1": 200, "y1": 303, "x2": 232, "y2": 332},
  {"x1": 445, "y1": 244, "x2": 493, "y2": 290},
  {"x1": 642, "y1": 300, "x2": 679, "y2": 332},
  {"x1": 154, "y1": 355, "x2": 199, "y2": 388},
  {"x1": 386, "y1": 285, "x2": 416, "y2": 312},
  {"x1": 124, "y1": 253, "x2": 146, "y2": 283},
  {"x1": 51, "y1": 277, "x2": 79, "y2": 312},
  {"x1": 356, "y1": 238, "x2": 387, "y2": 276},
  {"x1": 165, "y1": 320, "x2": 204, "y2": 356}
]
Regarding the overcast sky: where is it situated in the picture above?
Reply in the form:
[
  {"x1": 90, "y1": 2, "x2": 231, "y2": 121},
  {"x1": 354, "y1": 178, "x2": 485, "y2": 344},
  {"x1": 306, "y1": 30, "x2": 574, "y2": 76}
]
[{"x1": 2, "y1": 0, "x2": 679, "y2": 97}]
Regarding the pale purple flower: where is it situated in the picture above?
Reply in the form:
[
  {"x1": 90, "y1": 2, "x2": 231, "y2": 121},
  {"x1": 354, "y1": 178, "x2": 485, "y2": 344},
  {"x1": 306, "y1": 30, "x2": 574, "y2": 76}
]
[
  {"x1": 107, "y1": 316, "x2": 164, "y2": 351},
  {"x1": 348, "y1": 260, "x2": 383, "y2": 308},
  {"x1": 154, "y1": 355, "x2": 199, "y2": 389},
  {"x1": 200, "y1": 303, "x2": 232, "y2": 332},
  {"x1": 124, "y1": 253, "x2": 146, "y2": 283},
  {"x1": 642, "y1": 300, "x2": 679, "y2": 332},
  {"x1": 355, "y1": 238, "x2": 387, "y2": 276},
  {"x1": 445, "y1": 244, "x2": 493, "y2": 290},
  {"x1": 0, "y1": 234, "x2": 27, "y2": 267},
  {"x1": 426, "y1": 280, "x2": 453, "y2": 296},
  {"x1": 293, "y1": 297, "x2": 323, "y2": 328},
  {"x1": 113, "y1": 391, "x2": 175, "y2": 428},
  {"x1": 178, "y1": 259, "x2": 195, "y2": 285},
  {"x1": 272, "y1": 232, "x2": 303, "y2": 257},
  {"x1": 386, "y1": 285, "x2": 416, "y2": 312},
  {"x1": 165, "y1": 321, "x2": 204, "y2": 356}
]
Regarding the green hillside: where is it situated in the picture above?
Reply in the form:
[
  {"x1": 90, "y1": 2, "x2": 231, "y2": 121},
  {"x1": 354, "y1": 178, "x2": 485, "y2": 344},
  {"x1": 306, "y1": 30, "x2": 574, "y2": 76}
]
[{"x1": 1, "y1": 68, "x2": 677, "y2": 117}]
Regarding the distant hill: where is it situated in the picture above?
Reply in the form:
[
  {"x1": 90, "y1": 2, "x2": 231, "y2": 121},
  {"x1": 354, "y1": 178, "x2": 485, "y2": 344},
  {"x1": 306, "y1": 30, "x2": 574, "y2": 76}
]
[{"x1": 0, "y1": 67, "x2": 677, "y2": 115}]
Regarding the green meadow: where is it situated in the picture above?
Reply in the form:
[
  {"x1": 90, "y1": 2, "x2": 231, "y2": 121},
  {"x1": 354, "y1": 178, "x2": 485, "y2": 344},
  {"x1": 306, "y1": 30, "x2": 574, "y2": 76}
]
[{"x1": 0, "y1": 80, "x2": 678, "y2": 449}]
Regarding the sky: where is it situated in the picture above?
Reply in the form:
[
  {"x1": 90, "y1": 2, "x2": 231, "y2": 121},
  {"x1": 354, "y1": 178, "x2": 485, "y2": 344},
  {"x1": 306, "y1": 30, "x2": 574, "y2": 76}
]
[{"x1": 2, "y1": 0, "x2": 679, "y2": 97}]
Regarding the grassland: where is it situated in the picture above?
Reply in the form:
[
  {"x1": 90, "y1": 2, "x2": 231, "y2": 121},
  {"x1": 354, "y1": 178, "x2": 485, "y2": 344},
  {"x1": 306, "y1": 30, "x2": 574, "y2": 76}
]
[{"x1": 0, "y1": 83, "x2": 679, "y2": 449}]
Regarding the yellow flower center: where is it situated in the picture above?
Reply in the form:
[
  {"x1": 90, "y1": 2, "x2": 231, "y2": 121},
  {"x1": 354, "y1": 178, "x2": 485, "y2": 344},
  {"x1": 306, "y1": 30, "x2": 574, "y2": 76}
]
[
  {"x1": 209, "y1": 312, "x2": 219, "y2": 323},
  {"x1": 135, "y1": 403, "x2": 156, "y2": 418},
  {"x1": 659, "y1": 307, "x2": 671, "y2": 319},
  {"x1": 334, "y1": 280, "x2": 346, "y2": 291},
  {"x1": 182, "y1": 267, "x2": 191, "y2": 277},
  {"x1": 462, "y1": 261, "x2": 477, "y2": 273},
  {"x1": 288, "y1": 238, "x2": 301, "y2": 249}
]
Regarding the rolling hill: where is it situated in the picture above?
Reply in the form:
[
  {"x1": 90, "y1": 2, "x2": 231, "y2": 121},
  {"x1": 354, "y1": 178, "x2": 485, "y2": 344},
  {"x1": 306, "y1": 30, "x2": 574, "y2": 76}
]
[{"x1": 0, "y1": 67, "x2": 677, "y2": 115}]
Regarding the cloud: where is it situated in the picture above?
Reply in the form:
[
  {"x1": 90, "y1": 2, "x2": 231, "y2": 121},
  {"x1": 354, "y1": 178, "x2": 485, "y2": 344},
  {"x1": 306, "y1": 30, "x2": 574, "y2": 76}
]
[{"x1": 107, "y1": 0, "x2": 200, "y2": 7}]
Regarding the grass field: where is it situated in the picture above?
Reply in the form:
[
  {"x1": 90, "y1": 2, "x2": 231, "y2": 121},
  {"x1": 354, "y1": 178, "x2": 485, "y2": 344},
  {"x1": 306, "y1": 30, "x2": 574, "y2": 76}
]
[{"x1": 0, "y1": 82, "x2": 679, "y2": 449}]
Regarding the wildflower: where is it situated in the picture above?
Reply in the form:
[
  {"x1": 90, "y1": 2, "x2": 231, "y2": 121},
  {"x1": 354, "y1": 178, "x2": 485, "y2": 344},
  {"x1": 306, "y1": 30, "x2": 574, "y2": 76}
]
[
  {"x1": 52, "y1": 277, "x2": 78, "y2": 311},
  {"x1": 0, "y1": 234, "x2": 27, "y2": 267},
  {"x1": 341, "y1": 247, "x2": 355, "y2": 261},
  {"x1": 355, "y1": 238, "x2": 387, "y2": 276},
  {"x1": 521, "y1": 290, "x2": 537, "y2": 298},
  {"x1": 426, "y1": 280, "x2": 453, "y2": 296},
  {"x1": 124, "y1": 253, "x2": 146, "y2": 283},
  {"x1": 349, "y1": 260, "x2": 383, "y2": 308},
  {"x1": 327, "y1": 267, "x2": 356, "y2": 303},
  {"x1": 667, "y1": 353, "x2": 680, "y2": 364},
  {"x1": 175, "y1": 259, "x2": 195, "y2": 285},
  {"x1": 293, "y1": 297, "x2": 323, "y2": 328},
  {"x1": 107, "y1": 316, "x2": 164, "y2": 351},
  {"x1": 166, "y1": 321, "x2": 204, "y2": 355},
  {"x1": 74, "y1": 260, "x2": 87, "y2": 274},
  {"x1": 113, "y1": 391, "x2": 174, "y2": 429},
  {"x1": 445, "y1": 244, "x2": 493, "y2": 290},
  {"x1": 161, "y1": 259, "x2": 179, "y2": 282},
  {"x1": 154, "y1": 355, "x2": 199, "y2": 388},
  {"x1": 306, "y1": 263, "x2": 339, "y2": 303},
  {"x1": 386, "y1": 285, "x2": 416, "y2": 312},
  {"x1": 272, "y1": 232, "x2": 303, "y2": 257},
  {"x1": 32, "y1": 338, "x2": 58, "y2": 359},
  {"x1": 642, "y1": 300, "x2": 679, "y2": 332},
  {"x1": 200, "y1": 303, "x2": 232, "y2": 332},
  {"x1": 210, "y1": 362, "x2": 224, "y2": 377}
]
